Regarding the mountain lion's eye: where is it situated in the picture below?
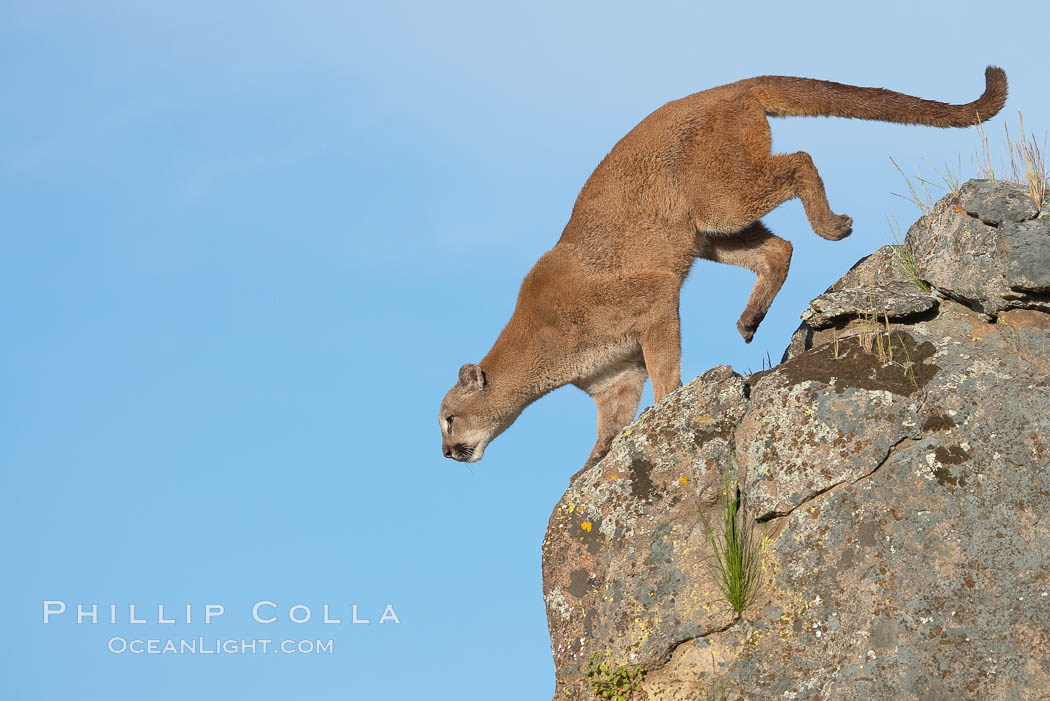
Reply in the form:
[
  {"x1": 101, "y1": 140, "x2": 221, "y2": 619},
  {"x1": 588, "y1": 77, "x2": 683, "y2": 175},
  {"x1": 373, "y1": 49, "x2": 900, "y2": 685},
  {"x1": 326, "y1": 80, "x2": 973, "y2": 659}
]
[{"x1": 446, "y1": 416, "x2": 454, "y2": 430}]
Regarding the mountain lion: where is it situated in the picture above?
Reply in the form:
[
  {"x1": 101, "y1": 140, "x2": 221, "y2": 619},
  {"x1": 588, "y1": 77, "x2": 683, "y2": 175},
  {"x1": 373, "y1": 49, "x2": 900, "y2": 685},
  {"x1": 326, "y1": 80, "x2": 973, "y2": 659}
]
[{"x1": 439, "y1": 67, "x2": 1007, "y2": 471}]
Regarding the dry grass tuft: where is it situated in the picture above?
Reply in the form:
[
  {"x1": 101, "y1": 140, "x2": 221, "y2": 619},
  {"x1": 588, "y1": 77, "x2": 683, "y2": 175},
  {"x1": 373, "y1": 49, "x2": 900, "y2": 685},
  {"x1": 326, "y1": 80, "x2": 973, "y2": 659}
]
[{"x1": 894, "y1": 110, "x2": 1048, "y2": 212}]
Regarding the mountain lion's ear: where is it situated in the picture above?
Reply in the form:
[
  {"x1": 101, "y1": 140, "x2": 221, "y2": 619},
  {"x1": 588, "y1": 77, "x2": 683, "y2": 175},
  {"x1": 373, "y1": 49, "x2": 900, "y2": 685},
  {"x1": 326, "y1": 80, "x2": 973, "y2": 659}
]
[{"x1": 457, "y1": 363, "x2": 487, "y2": 391}]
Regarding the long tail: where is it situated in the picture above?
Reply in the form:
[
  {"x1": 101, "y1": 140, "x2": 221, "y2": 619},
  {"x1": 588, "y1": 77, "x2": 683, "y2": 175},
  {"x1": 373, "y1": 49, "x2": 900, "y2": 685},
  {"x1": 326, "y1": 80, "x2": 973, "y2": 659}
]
[{"x1": 740, "y1": 66, "x2": 1007, "y2": 127}]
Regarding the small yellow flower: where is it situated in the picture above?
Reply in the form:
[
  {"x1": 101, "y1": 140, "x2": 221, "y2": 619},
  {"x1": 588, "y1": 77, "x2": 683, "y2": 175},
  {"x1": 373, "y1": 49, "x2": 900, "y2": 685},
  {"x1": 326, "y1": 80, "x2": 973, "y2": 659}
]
[
  {"x1": 610, "y1": 475, "x2": 618, "y2": 480},
  {"x1": 581, "y1": 521, "x2": 592, "y2": 532},
  {"x1": 679, "y1": 475, "x2": 688, "y2": 484}
]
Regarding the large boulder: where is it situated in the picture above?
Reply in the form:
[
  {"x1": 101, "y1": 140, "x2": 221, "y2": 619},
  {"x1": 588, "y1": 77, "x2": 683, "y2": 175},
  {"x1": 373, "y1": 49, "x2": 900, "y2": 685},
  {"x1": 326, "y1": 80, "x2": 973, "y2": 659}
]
[
  {"x1": 542, "y1": 179, "x2": 1050, "y2": 699},
  {"x1": 909, "y1": 179, "x2": 1050, "y2": 316}
]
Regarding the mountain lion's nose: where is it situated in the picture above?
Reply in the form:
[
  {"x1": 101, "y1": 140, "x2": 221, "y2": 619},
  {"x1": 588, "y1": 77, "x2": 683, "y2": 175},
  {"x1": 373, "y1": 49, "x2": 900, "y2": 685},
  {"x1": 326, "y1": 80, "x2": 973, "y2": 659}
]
[{"x1": 443, "y1": 447, "x2": 453, "y2": 458}]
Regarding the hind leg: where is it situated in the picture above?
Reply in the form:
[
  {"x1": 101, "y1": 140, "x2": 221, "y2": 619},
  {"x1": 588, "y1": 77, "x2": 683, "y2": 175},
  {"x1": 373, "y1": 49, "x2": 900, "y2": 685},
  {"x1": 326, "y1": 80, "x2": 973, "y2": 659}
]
[
  {"x1": 703, "y1": 149, "x2": 852, "y2": 240},
  {"x1": 699, "y1": 221, "x2": 793, "y2": 343},
  {"x1": 767, "y1": 151, "x2": 852, "y2": 240},
  {"x1": 687, "y1": 103, "x2": 851, "y2": 239}
]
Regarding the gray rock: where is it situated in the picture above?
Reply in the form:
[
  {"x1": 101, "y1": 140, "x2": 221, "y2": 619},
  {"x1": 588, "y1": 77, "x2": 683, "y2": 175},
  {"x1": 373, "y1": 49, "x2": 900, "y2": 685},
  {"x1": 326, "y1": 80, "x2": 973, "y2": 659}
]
[
  {"x1": 957, "y1": 178, "x2": 1039, "y2": 225},
  {"x1": 783, "y1": 245, "x2": 939, "y2": 362},
  {"x1": 542, "y1": 365, "x2": 749, "y2": 694},
  {"x1": 801, "y1": 283, "x2": 938, "y2": 329},
  {"x1": 543, "y1": 179, "x2": 1050, "y2": 700},
  {"x1": 908, "y1": 179, "x2": 1050, "y2": 316},
  {"x1": 999, "y1": 219, "x2": 1050, "y2": 293}
]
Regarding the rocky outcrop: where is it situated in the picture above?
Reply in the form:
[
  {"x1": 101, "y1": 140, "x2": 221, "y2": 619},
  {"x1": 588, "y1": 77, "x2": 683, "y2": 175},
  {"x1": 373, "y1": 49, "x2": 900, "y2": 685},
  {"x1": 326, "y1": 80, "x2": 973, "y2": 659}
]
[{"x1": 542, "y1": 180, "x2": 1050, "y2": 700}]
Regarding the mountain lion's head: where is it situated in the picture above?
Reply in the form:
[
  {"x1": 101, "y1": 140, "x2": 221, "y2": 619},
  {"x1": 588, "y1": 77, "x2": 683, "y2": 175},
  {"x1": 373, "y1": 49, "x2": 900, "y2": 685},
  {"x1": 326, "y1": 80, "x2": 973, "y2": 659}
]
[{"x1": 438, "y1": 363, "x2": 511, "y2": 463}]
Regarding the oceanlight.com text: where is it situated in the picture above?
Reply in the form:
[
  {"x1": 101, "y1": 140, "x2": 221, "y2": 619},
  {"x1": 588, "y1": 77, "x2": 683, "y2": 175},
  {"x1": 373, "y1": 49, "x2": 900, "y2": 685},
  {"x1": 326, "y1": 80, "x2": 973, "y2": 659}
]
[{"x1": 107, "y1": 637, "x2": 334, "y2": 655}]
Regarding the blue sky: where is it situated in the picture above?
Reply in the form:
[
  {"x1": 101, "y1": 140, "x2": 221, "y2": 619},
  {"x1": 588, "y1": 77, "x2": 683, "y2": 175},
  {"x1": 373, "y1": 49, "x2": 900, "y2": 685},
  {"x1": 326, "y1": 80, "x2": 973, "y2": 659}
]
[{"x1": 2, "y1": 1, "x2": 1046, "y2": 699}]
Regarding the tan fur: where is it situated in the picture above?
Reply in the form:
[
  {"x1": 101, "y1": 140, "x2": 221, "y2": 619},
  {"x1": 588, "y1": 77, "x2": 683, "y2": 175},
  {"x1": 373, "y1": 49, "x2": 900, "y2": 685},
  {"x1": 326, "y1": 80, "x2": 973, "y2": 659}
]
[{"x1": 439, "y1": 67, "x2": 1007, "y2": 470}]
